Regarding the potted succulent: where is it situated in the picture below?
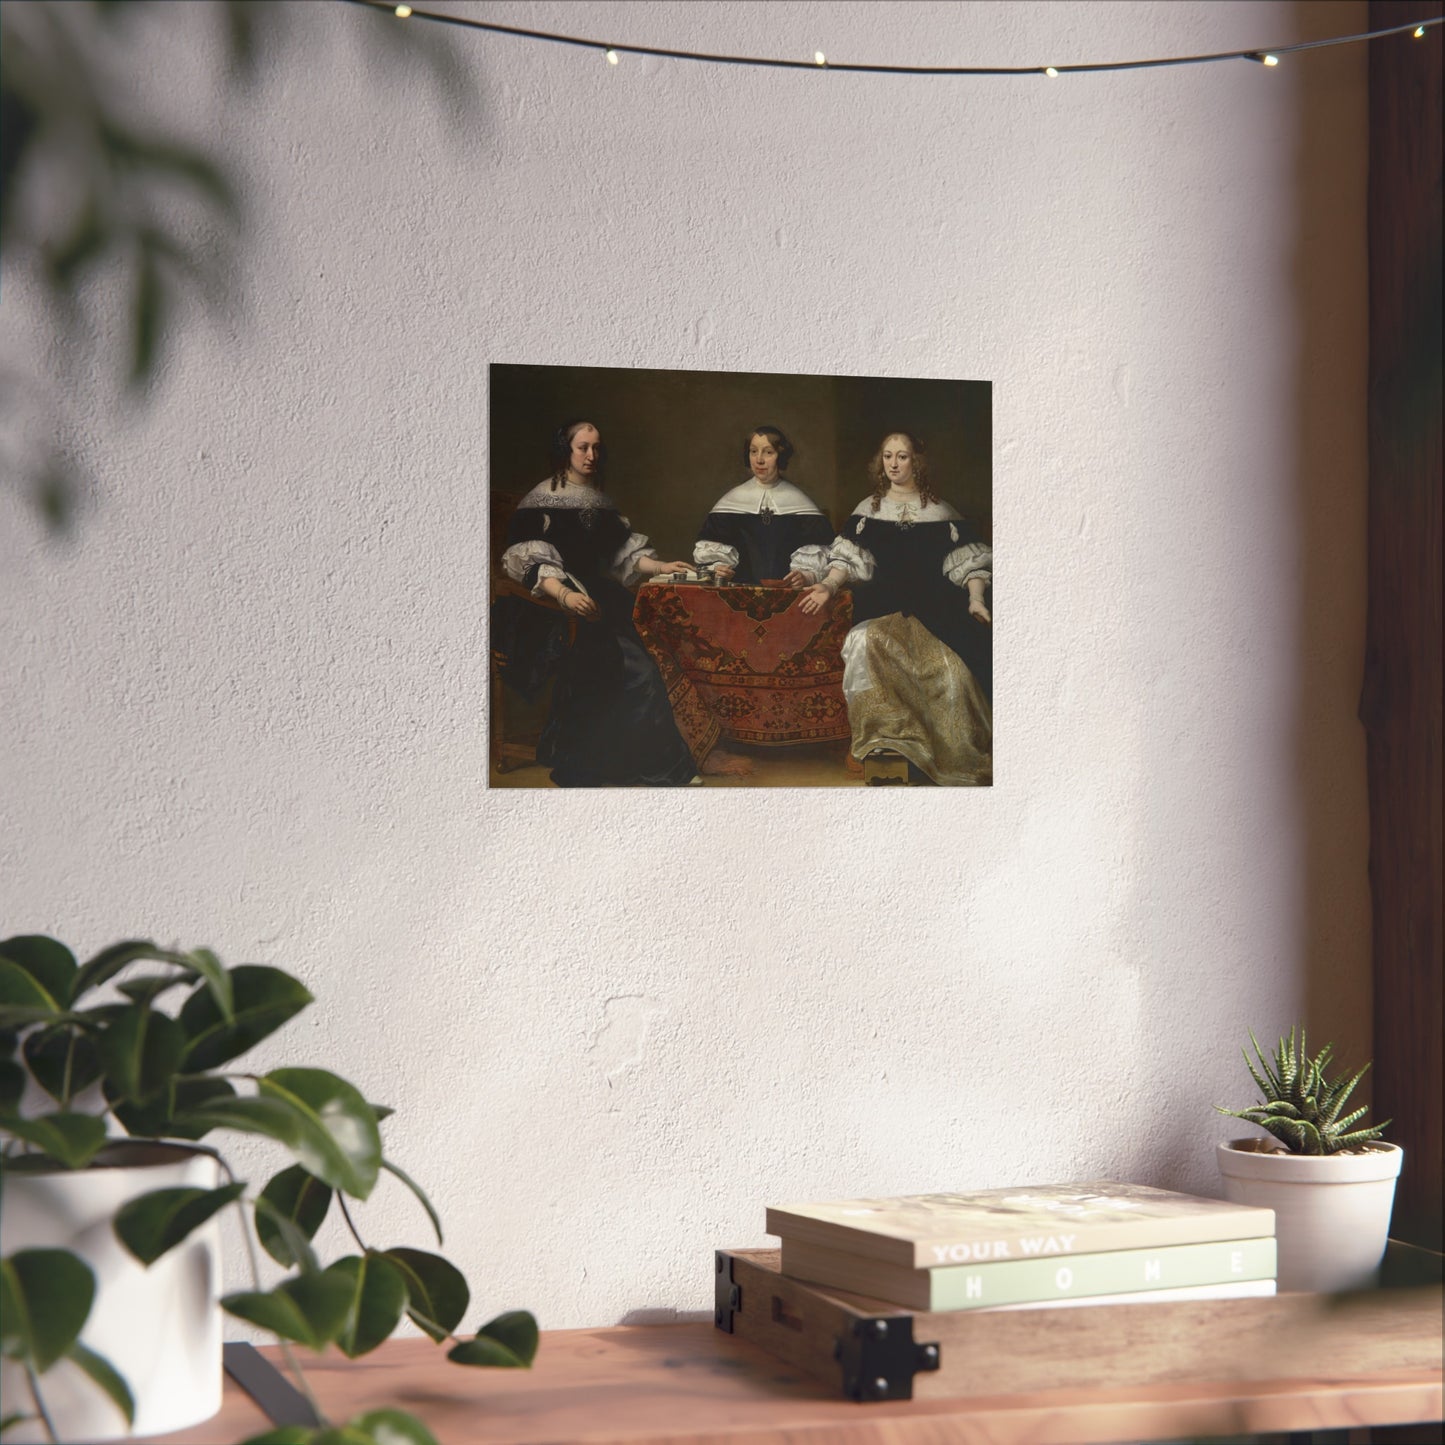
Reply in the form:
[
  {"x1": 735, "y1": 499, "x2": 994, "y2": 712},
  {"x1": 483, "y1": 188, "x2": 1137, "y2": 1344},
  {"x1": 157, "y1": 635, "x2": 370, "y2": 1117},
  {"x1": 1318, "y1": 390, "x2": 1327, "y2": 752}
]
[
  {"x1": 1215, "y1": 1025, "x2": 1402, "y2": 1293},
  {"x1": 0, "y1": 934, "x2": 537, "y2": 1444}
]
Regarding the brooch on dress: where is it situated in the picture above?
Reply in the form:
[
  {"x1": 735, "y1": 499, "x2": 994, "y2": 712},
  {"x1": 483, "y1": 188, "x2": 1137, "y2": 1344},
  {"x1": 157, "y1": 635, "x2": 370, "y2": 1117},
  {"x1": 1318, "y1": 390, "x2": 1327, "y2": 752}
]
[{"x1": 896, "y1": 503, "x2": 917, "y2": 530}]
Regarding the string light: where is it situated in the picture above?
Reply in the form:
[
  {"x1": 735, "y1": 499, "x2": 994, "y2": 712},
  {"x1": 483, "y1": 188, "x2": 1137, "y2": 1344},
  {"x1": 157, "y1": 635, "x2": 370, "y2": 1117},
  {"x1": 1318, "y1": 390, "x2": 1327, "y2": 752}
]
[{"x1": 339, "y1": 3, "x2": 1444, "y2": 78}]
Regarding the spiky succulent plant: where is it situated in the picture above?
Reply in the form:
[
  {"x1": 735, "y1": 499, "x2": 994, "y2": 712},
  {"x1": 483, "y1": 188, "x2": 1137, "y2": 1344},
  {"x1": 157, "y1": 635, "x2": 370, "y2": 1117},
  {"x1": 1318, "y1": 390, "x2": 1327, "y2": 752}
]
[{"x1": 1216, "y1": 1025, "x2": 1391, "y2": 1156}]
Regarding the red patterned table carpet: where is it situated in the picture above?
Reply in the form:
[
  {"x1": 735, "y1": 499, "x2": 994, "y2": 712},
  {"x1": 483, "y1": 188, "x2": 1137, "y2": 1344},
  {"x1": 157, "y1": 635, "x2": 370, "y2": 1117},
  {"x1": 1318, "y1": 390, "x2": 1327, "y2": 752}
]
[{"x1": 634, "y1": 582, "x2": 853, "y2": 761}]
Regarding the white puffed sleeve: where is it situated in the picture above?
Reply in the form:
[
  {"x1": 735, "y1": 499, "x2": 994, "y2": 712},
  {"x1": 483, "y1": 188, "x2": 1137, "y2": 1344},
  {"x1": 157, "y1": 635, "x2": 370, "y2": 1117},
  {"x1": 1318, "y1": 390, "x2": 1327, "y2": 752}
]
[
  {"x1": 610, "y1": 522, "x2": 658, "y2": 588},
  {"x1": 943, "y1": 539, "x2": 991, "y2": 589},
  {"x1": 502, "y1": 539, "x2": 566, "y2": 596},
  {"x1": 694, "y1": 539, "x2": 739, "y2": 570},
  {"x1": 788, "y1": 544, "x2": 832, "y2": 582},
  {"x1": 826, "y1": 536, "x2": 876, "y2": 585}
]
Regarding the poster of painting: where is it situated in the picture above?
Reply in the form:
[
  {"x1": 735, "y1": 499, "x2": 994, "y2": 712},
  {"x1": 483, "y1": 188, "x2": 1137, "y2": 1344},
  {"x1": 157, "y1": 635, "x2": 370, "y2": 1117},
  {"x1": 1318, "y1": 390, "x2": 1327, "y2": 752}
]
[{"x1": 488, "y1": 364, "x2": 992, "y2": 789}]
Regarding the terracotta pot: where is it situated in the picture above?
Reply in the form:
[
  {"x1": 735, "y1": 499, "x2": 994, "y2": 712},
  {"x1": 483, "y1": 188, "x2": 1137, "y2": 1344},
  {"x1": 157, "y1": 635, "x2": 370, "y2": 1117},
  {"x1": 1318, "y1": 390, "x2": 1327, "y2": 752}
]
[
  {"x1": 0, "y1": 1141, "x2": 223, "y2": 1441},
  {"x1": 1216, "y1": 1137, "x2": 1403, "y2": 1293}
]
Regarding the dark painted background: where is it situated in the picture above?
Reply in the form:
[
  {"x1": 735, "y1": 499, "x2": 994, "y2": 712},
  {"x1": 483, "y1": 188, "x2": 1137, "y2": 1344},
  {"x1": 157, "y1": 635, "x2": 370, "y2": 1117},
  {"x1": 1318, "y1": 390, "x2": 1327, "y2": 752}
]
[{"x1": 489, "y1": 364, "x2": 991, "y2": 563}]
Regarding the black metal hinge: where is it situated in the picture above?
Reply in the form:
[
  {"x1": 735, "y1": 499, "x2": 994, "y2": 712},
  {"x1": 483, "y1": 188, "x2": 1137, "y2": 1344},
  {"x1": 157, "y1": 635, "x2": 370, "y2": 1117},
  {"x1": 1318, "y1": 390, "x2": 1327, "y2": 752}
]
[
  {"x1": 714, "y1": 1250, "x2": 742, "y2": 1333},
  {"x1": 833, "y1": 1313, "x2": 941, "y2": 1401}
]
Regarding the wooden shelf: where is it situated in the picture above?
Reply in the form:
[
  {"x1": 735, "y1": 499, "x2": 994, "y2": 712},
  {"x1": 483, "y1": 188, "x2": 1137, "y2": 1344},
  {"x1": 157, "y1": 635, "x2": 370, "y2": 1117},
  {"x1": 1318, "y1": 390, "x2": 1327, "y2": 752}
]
[{"x1": 147, "y1": 1252, "x2": 1443, "y2": 1445}]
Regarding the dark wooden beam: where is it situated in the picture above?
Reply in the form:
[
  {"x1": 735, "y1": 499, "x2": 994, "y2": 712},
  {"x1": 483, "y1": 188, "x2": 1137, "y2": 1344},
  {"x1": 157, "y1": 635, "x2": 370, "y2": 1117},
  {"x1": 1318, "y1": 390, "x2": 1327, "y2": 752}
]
[{"x1": 1365, "y1": 0, "x2": 1443, "y2": 1259}]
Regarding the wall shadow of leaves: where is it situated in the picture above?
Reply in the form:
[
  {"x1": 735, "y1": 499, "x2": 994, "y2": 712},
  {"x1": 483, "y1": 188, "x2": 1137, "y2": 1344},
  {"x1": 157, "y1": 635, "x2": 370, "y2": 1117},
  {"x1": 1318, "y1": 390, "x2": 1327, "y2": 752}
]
[{"x1": 1, "y1": 0, "x2": 471, "y2": 536}]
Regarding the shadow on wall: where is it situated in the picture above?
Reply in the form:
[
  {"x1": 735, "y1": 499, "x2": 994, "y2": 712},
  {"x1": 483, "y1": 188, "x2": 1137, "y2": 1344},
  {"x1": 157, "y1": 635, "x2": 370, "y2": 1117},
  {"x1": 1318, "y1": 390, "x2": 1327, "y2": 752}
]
[{"x1": 1123, "y1": 1, "x2": 1375, "y2": 1198}]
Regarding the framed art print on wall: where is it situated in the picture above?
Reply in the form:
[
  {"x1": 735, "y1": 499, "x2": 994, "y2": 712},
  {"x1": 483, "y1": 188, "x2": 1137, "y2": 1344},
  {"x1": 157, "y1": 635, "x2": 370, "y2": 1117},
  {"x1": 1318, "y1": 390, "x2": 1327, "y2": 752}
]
[{"x1": 488, "y1": 363, "x2": 992, "y2": 789}]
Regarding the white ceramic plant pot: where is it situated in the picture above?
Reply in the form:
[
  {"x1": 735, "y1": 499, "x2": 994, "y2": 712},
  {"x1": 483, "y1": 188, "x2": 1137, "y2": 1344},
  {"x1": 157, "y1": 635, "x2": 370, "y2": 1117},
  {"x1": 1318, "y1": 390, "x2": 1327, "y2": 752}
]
[
  {"x1": 0, "y1": 1141, "x2": 223, "y2": 1442},
  {"x1": 1216, "y1": 1138, "x2": 1403, "y2": 1293}
]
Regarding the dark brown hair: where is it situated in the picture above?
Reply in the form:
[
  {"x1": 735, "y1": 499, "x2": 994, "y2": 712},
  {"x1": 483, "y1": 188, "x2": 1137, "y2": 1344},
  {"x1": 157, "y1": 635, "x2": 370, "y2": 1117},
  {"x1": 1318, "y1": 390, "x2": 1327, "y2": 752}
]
[
  {"x1": 868, "y1": 431, "x2": 938, "y2": 511},
  {"x1": 742, "y1": 424, "x2": 794, "y2": 474},
  {"x1": 550, "y1": 419, "x2": 606, "y2": 490}
]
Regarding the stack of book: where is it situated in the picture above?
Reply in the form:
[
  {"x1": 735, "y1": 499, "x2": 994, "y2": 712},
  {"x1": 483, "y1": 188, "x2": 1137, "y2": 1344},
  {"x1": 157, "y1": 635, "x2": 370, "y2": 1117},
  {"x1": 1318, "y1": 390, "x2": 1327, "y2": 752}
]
[{"x1": 766, "y1": 1181, "x2": 1277, "y2": 1312}]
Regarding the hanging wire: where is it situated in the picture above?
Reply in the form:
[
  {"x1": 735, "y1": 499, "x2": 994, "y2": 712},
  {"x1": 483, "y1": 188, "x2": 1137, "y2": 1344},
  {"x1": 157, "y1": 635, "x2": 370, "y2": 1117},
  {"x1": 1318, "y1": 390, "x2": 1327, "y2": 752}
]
[{"x1": 338, "y1": 1, "x2": 1441, "y2": 77}]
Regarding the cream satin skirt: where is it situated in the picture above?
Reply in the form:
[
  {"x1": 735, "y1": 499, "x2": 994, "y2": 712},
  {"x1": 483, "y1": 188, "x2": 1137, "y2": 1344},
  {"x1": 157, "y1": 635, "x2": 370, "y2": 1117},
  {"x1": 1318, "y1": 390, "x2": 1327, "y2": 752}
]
[{"x1": 841, "y1": 614, "x2": 992, "y2": 786}]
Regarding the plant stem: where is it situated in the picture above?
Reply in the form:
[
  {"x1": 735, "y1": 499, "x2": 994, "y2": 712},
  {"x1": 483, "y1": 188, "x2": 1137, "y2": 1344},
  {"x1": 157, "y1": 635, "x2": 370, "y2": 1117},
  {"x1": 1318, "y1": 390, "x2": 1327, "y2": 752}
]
[
  {"x1": 220, "y1": 1158, "x2": 326, "y2": 1427},
  {"x1": 60, "y1": 1032, "x2": 77, "y2": 1110},
  {"x1": 333, "y1": 1197, "x2": 463, "y2": 1348},
  {"x1": 24, "y1": 1364, "x2": 57, "y2": 1444},
  {"x1": 337, "y1": 1194, "x2": 367, "y2": 1253}
]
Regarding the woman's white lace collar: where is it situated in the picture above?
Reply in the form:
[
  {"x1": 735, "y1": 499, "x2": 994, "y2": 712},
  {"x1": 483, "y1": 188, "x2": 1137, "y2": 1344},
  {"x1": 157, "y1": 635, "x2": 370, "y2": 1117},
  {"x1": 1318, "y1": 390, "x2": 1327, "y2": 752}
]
[
  {"x1": 851, "y1": 495, "x2": 960, "y2": 523},
  {"x1": 517, "y1": 478, "x2": 619, "y2": 512}
]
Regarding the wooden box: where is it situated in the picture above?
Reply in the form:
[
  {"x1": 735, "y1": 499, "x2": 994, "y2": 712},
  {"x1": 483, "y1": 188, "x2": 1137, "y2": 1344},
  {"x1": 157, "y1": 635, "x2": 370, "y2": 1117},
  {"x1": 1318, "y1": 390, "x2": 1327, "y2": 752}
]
[{"x1": 715, "y1": 1243, "x2": 1445, "y2": 1404}]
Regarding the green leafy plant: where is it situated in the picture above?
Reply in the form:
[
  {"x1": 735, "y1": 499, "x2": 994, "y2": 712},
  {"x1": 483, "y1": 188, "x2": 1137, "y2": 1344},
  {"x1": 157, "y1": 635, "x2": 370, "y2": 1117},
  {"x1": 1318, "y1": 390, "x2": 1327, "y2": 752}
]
[
  {"x1": 0, "y1": 935, "x2": 536, "y2": 1445},
  {"x1": 1216, "y1": 1025, "x2": 1391, "y2": 1156}
]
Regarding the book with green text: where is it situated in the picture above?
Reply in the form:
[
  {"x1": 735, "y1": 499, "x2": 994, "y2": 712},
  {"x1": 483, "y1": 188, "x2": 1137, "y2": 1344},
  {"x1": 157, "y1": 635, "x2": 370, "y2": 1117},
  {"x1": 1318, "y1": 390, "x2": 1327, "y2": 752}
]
[
  {"x1": 766, "y1": 1181, "x2": 1274, "y2": 1269},
  {"x1": 779, "y1": 1234, "x2": 1277, "y2": 1310}
]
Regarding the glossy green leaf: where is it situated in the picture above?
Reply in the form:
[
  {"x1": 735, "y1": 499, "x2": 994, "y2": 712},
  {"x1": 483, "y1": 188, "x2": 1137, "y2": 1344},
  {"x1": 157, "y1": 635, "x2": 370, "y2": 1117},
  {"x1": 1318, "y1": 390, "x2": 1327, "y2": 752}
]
[
  {"x1": 369, "y1": 1103, "x2": 394, "y2": 1122},
  {"x1": 477, "y1": 1309, "x2": 538, "y2": 1365},
  {"x1": 252, "y1": 1196, "x2": 321, "y2": 1276},
  {"x1": 326, "y1": 1253, "x2": 407, "y2": 1359},
  {"x1": 180, "y1": 966, "x2": 313, "y2": 1071},
  {"x1": 0, "y1": 1112, "x2": 108, "y2": 1168},
  {"x1": 106, "y1": 1074, "x2": 237, "y2": 1142},
  {"x1": 113, "y1": 1182, "x2": 245, "y2": 1265},
  {"x1": 256, "y1": 1165, "x2": 332, "y2": 1268},
  {"x1": 0, "y1": 1060, "x2": 25, "y2": 1114},
  {"x1": 259, "y1": 1070, "x2": 381, "y2": 1200},
  {"x1": 0, "y1": 1029, "x2": 17, "y2": 1059},
  {"x1": 67, "y1": 1341, "x2": 135, "y2": 1426},
  {"x1": 351, "y1": 1409, "x2": 441, "y2": 1445},
  {"x1": 115, "y1": 975, "x2": 190, "y2": 1008},
  {"x1": 0, "y1": 1263, "x2": 24, "y2": 1358},
  {"x1": 97, "y1": 1006, "x2": 187, "y2": 1103},
  {"x1": 0, "y1": 938, "x2": 76, "y2": 1008},
  {"x1": 177, "y1": 1084, "x2": 376, "y2": 1200},
  {"x1": 171, "y1": 1094, "x2": 309, "y2": 1157},
  {"x1": 222, "y1": 1272, "x2": 353, "y2": 1351},
  {"x1": 380, "y1": 1158, "x2": 442, "y2": 1246},
  {"x1": 0, "y1": 961, "x2": 60, "y2": 1027},
  {"x1": 382, "y1": 1249, "x2": 468, "y2": 1342},
  {"x1": 309, "y1": 1430, "x2": 374, "y2": 1445},
  {"x1": 0, "y1": 1249, "x2": 95, "y2": 1370},
  {"x1": 181, "y1": 948, "x2": 233, "y2": 1021},
  {"x1": 237, "y1": 1430, "x2": 314, "y2": 1445},
  {"x1": 23, "y1": 1026, "x2": 102, "y2": 1103},
  {"x1": 71, "y1": 941, "x2": 179, "y2": 1001},
  {"x1": 165, "y1": 1077, "x2": 241, "y2": 1136},
  {"x1": 447, "y1": 1310, "x2": 537, "y2": 1369}
]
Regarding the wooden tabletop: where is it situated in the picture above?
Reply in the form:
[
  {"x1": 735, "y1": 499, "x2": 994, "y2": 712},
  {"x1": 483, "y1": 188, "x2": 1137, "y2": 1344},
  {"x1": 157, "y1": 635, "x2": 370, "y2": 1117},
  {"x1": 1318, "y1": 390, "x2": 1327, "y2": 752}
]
[{"x1": 149, "y1": 1320, "x2": 1443, "y2": 1445}]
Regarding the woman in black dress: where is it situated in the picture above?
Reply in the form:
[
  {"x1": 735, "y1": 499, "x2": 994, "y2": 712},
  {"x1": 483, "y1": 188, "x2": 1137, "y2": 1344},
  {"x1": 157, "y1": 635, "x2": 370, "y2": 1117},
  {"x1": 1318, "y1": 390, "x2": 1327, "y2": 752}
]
[
  {"x1": 798, "y1": 432, "x2": 992, "y2": 785},
  {"x1": 498, "y1": 420, "x2": 699, "y2": 787},
  {"x1": 692, "y1": 425, "x2": 834, "y2": 585}
]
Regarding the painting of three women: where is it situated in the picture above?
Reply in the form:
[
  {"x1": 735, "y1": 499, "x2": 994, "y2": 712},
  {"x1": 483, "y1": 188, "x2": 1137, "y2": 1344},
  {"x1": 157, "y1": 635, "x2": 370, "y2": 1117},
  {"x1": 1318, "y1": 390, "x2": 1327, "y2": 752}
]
[{"x1": 488, "y1": 364, "x2": 992, "y2": 789}]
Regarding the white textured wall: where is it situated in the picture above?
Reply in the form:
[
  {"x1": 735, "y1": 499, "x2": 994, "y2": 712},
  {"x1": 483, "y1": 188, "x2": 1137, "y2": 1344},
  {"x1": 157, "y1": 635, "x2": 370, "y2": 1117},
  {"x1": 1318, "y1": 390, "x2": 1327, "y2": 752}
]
[{"x1": 0, "y1": 1, "x2": 1370, "y2": 1330}]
